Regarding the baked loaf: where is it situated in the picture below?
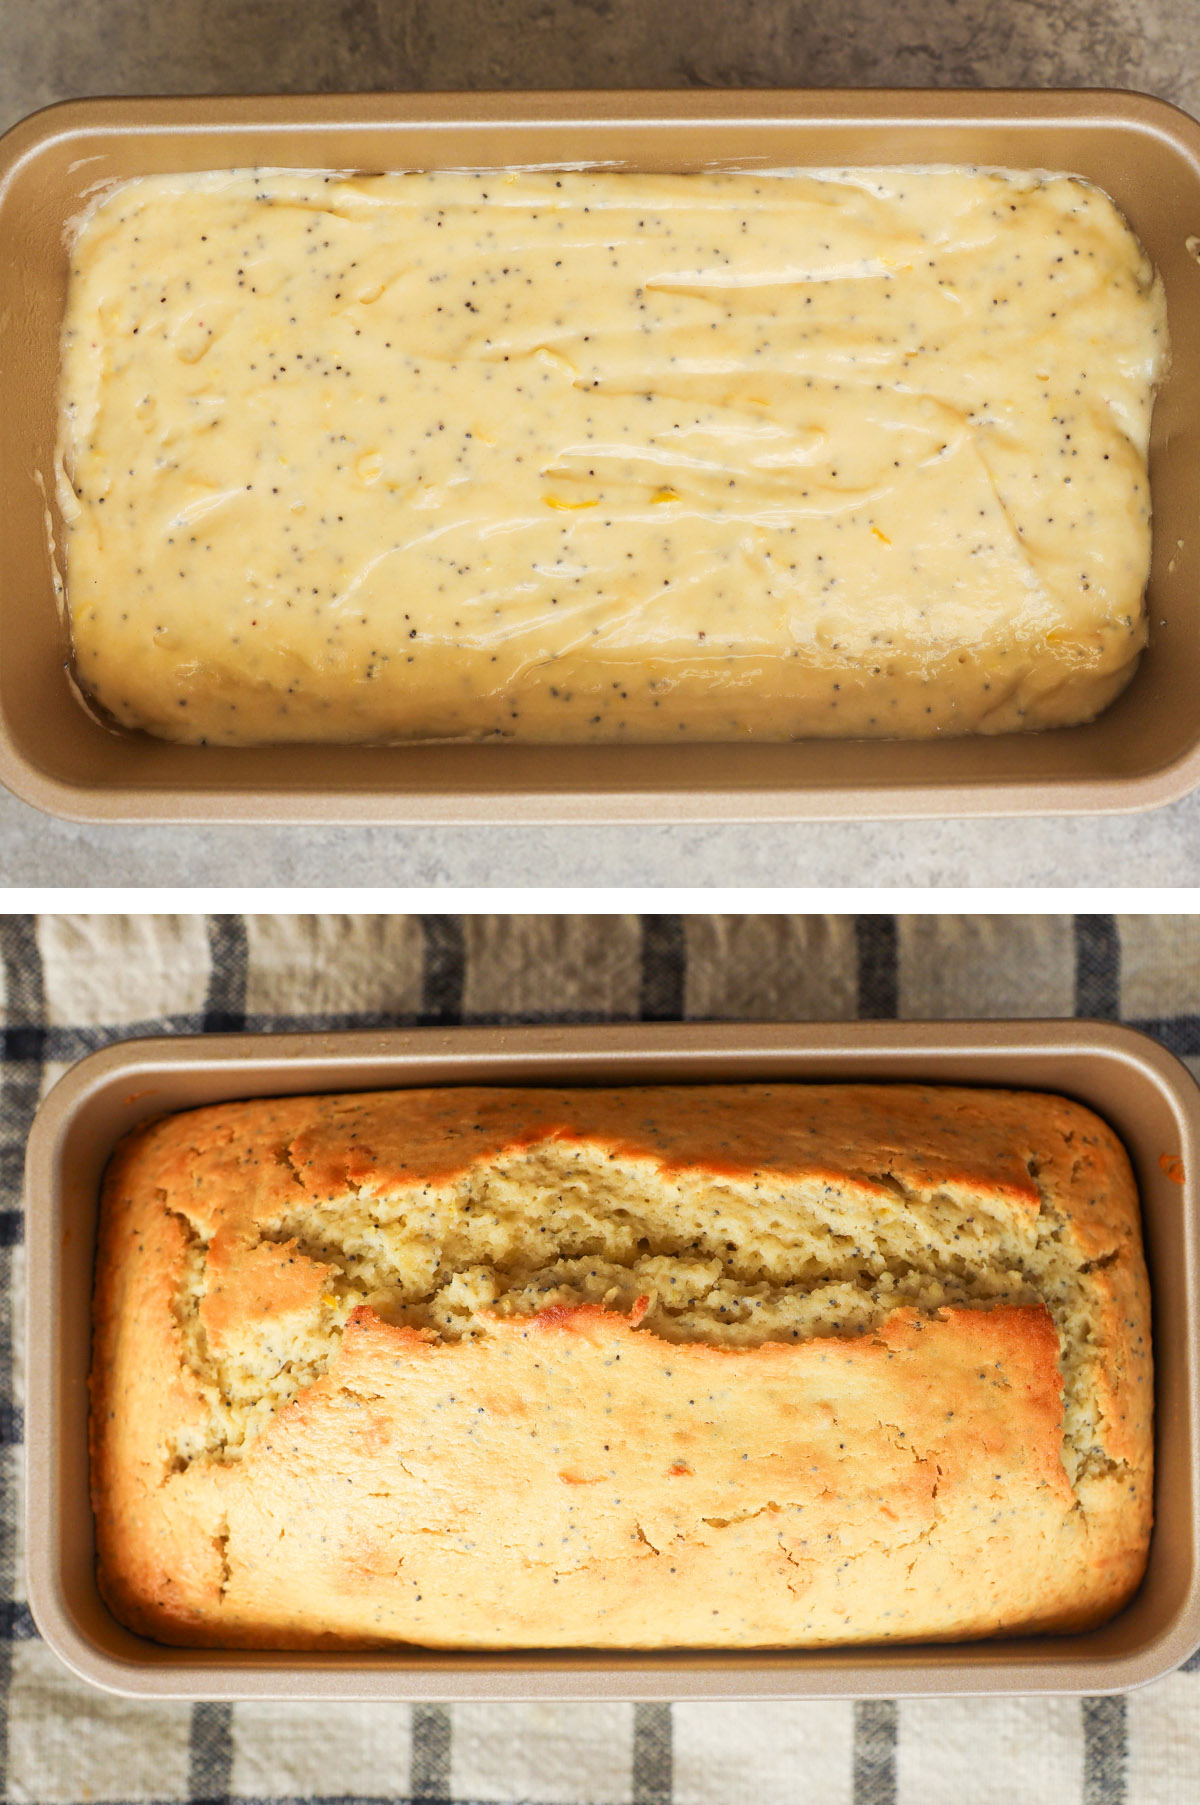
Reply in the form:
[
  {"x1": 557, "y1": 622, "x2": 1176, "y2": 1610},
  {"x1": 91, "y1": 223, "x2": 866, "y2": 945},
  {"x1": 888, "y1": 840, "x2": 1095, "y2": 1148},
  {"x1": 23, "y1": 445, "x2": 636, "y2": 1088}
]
[{"x1": 90, "y1": 1083, "x2": 1153, "y2": 1650}]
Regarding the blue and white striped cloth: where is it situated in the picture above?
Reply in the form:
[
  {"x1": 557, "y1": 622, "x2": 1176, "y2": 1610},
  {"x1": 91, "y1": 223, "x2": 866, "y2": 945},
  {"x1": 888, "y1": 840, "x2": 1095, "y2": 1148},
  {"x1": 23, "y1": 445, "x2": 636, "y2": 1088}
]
[{"x1": 2, "y1": 912, "x2": 1197, "y2": 1805}]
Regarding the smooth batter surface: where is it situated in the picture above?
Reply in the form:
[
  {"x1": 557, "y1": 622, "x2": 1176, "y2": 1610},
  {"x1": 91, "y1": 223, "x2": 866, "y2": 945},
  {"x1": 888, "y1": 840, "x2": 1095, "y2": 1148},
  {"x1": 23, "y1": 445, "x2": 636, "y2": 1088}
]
[{"x1": 58, "y1": 166, "x2": 1167, "y2": 745}]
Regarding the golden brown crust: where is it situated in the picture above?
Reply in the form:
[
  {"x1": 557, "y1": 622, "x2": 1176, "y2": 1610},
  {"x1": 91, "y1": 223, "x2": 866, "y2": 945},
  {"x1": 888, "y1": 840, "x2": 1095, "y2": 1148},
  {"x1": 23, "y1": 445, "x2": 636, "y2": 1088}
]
[{"x1": 90, "y1": 1083, "x2": 1152, "y2": 1650}]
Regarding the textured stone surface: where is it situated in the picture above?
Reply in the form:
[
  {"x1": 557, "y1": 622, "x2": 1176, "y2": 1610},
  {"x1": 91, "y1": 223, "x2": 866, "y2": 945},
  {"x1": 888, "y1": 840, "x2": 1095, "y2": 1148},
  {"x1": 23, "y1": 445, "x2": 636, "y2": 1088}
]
[
  {"x1": 3, "y1": 0, "x2": 1198, "y2": 885},
  {"x1": 2, "y1": 785, "x2": 1200, "y2": 887},
  {"x1": 3, "y1": 0, "x2": 1198, "y2": 121}
]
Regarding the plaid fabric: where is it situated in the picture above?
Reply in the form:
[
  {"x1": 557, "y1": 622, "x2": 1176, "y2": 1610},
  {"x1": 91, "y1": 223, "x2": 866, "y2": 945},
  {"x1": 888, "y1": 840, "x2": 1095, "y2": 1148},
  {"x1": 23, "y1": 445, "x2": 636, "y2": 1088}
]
[{"x1": 3, "y1": 911, "x2": 1199, "y2": 1805}]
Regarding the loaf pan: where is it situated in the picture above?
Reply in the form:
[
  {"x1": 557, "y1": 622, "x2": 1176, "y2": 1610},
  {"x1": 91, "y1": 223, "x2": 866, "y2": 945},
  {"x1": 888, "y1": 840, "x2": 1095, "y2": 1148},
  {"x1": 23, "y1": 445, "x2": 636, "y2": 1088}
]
[
  {"x1": 1, "y1": 89, "x2": 1200, "y2": 823},
  {"x1": 23, "y1": 1019, "x2": 1200, "y2": 1700}
]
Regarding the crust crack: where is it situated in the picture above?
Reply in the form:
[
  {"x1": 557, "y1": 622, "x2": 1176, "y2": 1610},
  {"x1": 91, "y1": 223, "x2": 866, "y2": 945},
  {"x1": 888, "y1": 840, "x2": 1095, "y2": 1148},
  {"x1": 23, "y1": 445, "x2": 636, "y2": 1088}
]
[
  {"x1": 213, "y1": 1521, "x2": 231, "y2": 1600},
  {"x1": 164, "y1": 1137, "x2": 1129, "y2": 1494}
]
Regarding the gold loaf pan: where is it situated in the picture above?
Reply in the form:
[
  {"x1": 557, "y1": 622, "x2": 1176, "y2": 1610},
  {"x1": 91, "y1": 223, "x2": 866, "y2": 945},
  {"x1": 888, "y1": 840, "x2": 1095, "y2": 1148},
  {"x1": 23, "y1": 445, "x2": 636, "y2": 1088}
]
[
  {"x1": 22, "y1": 1020, "x2": 1200, "y2": 1699},
  {"x1": 0, "y1": 89, "x2": 1199, "y2": 822}
]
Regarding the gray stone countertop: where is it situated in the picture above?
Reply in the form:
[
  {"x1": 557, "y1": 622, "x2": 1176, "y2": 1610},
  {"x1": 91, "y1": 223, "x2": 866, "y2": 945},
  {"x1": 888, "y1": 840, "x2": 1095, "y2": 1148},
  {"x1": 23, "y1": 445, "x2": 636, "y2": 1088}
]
[{"x1": 4, "y1": 0, "x2": 1198, "y2": 888}]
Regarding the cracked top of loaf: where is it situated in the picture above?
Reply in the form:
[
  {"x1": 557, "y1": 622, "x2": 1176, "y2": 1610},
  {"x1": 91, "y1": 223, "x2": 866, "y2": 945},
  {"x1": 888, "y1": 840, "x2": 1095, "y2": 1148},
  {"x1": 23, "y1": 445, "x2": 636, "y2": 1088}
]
[{"x1": 90, "y1": 1082, "x2": 1152, "y2": 1650}]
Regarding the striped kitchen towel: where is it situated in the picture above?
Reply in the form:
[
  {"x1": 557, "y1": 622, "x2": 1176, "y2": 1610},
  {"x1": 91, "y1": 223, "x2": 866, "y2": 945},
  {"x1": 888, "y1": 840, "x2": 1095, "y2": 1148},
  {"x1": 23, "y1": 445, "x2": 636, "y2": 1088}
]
[{"x1": 1, "y1": 912, "x2": 1197, "y2": 1805}]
